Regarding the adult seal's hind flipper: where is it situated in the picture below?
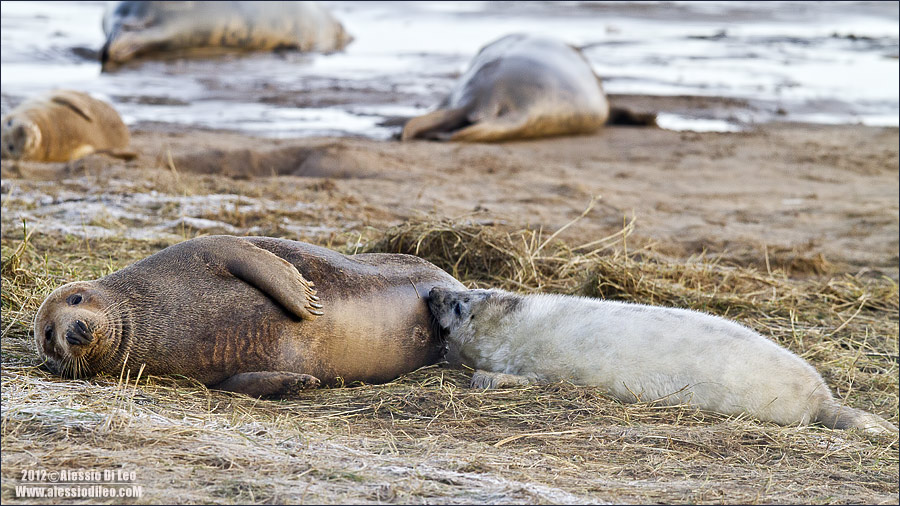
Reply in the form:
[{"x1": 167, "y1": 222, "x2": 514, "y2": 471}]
[
  {"x1": 202, "y1": 236, "x2": 323, "y2": 321},
  {"x1": 401, "y1": 107, "x2": 470, "y2": 141}
]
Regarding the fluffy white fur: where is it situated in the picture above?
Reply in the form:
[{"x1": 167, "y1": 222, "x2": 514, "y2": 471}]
[{"x1": 428, "y1": 288, "x2": 897, "y2": 433}]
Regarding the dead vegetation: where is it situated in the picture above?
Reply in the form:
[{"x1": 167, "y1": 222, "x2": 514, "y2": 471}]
[{"x1": 1, "y1": 216, "x2": 898, "y2": 504}]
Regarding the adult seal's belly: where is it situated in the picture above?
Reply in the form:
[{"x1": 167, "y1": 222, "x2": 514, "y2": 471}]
[{"x1": 33, "y1": 236, "x2": 464, "y2": 397}]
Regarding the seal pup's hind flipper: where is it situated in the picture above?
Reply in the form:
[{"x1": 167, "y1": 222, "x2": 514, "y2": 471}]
[
  {"x1": 816, "y1": 399, "x2": 898, "y2": 435},
  {"x1": 214, "y1": 371, "x2": 321, "y2": 397},
  {"x1": 401, "y1": 107, "x2": 470, "y2": 141},
  {"x1": 208, "y1": 236, "x2": 324, "y2": 320}
]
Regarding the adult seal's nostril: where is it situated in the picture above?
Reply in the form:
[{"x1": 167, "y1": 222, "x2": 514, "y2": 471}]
[
  {"x1": 65, "y1": 321, "x2": 93, "y2": 346},
  {"x1": 65, "y1": 331, "x2": 80, "y2": 345}
]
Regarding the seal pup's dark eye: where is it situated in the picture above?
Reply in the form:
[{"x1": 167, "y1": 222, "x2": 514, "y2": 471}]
[
  {"x1": 7, "y1": 143, "x2": 13, "y2": 151},
  {"x1": 67, "y1": 294, "x2": 83, "y2": 305},
  {"x1": 454, "y1": 301, "x2": 462, "y2": 317},
  {"x1": 44, "y1": 324, "x2": 53, "y2": 341}
]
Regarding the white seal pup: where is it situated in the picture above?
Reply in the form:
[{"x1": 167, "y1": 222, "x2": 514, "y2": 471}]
[
  {"x1": 401, "y1": 34, "x2": 611, "y2": 142},
  {"x1": 427, "y1": 287, "x2": 897, "y2": 433}
]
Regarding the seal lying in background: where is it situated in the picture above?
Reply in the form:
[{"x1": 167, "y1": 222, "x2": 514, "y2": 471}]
[
  {"x1": 427, "y1": 287, "x2": 898, "y2": 433},
  {"x1": 402, "y1": 34, "x2": 611, "y2": 142},
  {"x1": 101, "y1": 1, "x2": 352, "y2": 71},
  {"x1": 1, "y1": 90, "x2": 132, "y2": 162},
  {"x1": 34, "y1": 236, "x2": 465, "y2": 397}
]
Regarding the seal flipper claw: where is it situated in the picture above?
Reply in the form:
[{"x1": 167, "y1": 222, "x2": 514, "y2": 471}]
[{"x1": 210, "y1": 236, "x2": 324, "y2": 321}]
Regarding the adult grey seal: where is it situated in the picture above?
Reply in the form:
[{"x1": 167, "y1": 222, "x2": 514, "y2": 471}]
[
  {"x1": 33, "y1": 236, "x2": 465, "y2": 397},
  {"x1": 1, "y1": 90, "x2": 132, "y2": 162},
  {"x1": 402, "y1": 34, "x2": 611, "y2": 142},
  {"x1": 427, "y1": 287, "x2": 898, "y2": 433},
  {"x1": 101, "y1": 1, "x2": 352, "y2": 71}
]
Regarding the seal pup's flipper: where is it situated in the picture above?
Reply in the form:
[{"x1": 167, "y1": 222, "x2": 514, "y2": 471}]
[
  {"x1": 214, "y1": 371, "x2": 321, "y2": 397},
  {"x1": 471, "y1": 370, "x2": 531, "y2": 389},
  {"x1": 816, "y1": 399, "x2": 898, "y2": 434},
  {"x1": 401, "y1": 107, "x2": 470, "y2": 141},
  {"x1": 209, "y1": 236, "x2": 324, "y2": 320}
]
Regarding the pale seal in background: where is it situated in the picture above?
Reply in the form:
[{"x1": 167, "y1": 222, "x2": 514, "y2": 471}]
[
  {"x1": 101, "y1": 1, "x2": 353, "y2": 70},
  {"x1": 34, "y1": 236, "x2": 465, "y2": 397},
  {"x1": 1, "y1": 90, "x2": 131, "y2": 162},
  {"x1": 427, "y1": 287, "x2": 898, "y2": 433},
  {"x1": 402, "y1": 34, "x2": 611, "y2": 142}
]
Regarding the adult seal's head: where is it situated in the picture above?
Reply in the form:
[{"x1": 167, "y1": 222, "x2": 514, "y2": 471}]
[
  {"x1": 101, "y1": 1, "x2": 353, "y2": 71},
  {"x1": 1, "y1": 90, "x2": 132, "y2": 162},
  {"x1": 34, "y1": 281, "x2": 125, "y2": 379},
  {"x1": 34, "y1": 236, "x2": 464, "y2": 398},
  {"x1": 402, "y1": 34, "x2": 610, "y2": 142}
]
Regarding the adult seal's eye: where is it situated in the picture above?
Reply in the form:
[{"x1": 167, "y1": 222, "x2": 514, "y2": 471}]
[
  {"x1": 44, "y1": 325, "x2": 53, "y2": 341},
  {"x1": 454, "y1": 301, "x2": 462, "y2": 317},
  {"x1": 67, "y1": 294, "x2": 83, "y2": 305}
]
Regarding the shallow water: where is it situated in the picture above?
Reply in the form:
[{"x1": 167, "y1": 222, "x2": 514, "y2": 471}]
[{"x1": 1, "y1": 1, "x2": 898, "y2": 137}]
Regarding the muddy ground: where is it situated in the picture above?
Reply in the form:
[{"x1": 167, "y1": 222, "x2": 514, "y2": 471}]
[{"x1": 4, "y1": 97, "x2": 898, "y2": 277}]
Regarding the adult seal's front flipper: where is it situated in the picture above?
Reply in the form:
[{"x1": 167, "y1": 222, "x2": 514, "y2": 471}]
[{"x1": 205, "y1": 236, "x2": 324, "y2": 321}]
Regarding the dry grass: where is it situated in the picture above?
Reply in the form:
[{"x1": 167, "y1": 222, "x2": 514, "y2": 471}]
[{"x1": 1, "y1": 218, "x2": 898, "y2": 504}]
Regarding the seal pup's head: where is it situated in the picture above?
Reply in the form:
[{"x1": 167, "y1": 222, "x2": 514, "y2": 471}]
[
  {"x1": 427, "y1": 287, "x2": 522, "y2": 365},
  {"x1": 1, "y1": 114, "x2": 41, "y2": 160},
  {"x1": 33, "y1": 281, "x2": 126, "y2": 378}
]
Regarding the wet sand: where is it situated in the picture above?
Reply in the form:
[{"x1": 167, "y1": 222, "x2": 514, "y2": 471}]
[{"x1": 3, "y1": 97, "x2": 897, "y2": 279}]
